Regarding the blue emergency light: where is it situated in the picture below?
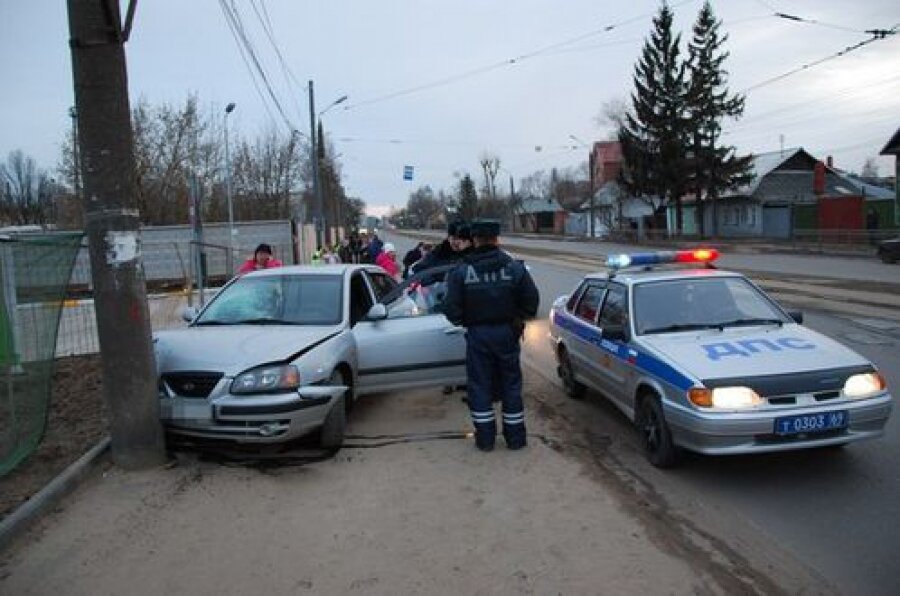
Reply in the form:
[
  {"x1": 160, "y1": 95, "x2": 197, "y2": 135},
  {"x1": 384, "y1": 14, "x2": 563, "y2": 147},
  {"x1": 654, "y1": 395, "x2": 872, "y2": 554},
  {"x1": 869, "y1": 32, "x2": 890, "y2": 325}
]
[{"x1": 606, "y1": 248, "x2": 719, "y2": 270}]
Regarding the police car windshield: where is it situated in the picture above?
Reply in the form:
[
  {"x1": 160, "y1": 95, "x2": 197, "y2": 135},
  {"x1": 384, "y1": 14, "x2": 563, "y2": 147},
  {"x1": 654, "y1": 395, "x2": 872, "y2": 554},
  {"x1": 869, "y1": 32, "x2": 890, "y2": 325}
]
[{"x1": 634, "y1": 277, "x2": 788, "y2": 335}]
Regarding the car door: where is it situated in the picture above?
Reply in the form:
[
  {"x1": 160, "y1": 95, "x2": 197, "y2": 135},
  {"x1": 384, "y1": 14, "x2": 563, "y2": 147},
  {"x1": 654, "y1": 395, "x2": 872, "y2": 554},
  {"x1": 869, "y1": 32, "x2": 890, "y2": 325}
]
[
  {"x1": 353, "y1": 266, "x2": 466, "y2": 395},
  {"x1": 567, "y1": 281, "x2": 609, "y2": 393},
  {"x1": 594, "y1": 283, "x2": 631, "y2": 410}
]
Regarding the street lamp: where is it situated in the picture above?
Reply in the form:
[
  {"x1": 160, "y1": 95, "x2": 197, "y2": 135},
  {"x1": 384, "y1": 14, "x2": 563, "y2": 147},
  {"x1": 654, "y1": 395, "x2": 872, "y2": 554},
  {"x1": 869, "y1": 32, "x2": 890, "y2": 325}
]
[
  {"x1": 224, "y1": 102, "x2": 236, "y2": 274},
  {"x1": 308, "y1": 81, "x2": 348, "y2": 249}
]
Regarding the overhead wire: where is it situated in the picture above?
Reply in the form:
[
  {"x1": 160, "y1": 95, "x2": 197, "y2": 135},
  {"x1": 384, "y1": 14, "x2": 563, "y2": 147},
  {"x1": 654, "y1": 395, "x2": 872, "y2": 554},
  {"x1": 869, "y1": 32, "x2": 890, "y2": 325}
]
[
  {"x1": 218, "y1": 0, "x2": 278, "y2": 126},
  {"x1": 248, "y1": 0, "x2": 308, "y2": 129},
  {"x1": 342, "y1": 0, "x2": 699, "y2": 111},
  {"x1": 742, "y1": 25, "x2": 899, "y2": 93},
  {"x1": 218, "y1": 0, "x2": 296, "y2": 133}
]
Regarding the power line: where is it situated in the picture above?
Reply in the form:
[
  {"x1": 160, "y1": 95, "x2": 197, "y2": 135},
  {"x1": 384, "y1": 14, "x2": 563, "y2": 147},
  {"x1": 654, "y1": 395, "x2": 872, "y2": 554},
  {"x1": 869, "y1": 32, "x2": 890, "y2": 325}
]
[
  {"x1": 248, "y1": 0, "x2": 308, "y2": 128},
  {"x1": 725, "y1": 75, "x2": 900, "y2": 132},
  {"x1": 218, "y1": 0, "x2": 277, "y2": 125},
  {"x1": 742, "y1": 26, "x2": 898, "y2": 93},
  {"x1": 343, "y1": 0, "x2": 699, "y2": 111},
  {"x1": 218, "y1": 0, "x2": 295, "y2": 133}
]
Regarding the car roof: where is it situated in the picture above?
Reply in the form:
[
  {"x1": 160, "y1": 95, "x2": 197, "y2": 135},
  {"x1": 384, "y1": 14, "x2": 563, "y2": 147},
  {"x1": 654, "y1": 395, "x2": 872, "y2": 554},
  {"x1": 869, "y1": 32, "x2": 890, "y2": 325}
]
[
  {"x1": 240, "y1": 264, "x2": 381, "y2": 278},
  {"x1": 583, "y1": 267, "x2": 745, "y2": 286}
]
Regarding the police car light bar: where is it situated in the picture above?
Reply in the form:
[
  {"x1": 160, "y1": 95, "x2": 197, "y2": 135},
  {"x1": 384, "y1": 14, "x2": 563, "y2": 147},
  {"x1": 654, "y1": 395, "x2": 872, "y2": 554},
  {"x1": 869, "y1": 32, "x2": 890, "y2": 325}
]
[{"x1": 606, "y1": 248, "x2": 720, "y2": 270}]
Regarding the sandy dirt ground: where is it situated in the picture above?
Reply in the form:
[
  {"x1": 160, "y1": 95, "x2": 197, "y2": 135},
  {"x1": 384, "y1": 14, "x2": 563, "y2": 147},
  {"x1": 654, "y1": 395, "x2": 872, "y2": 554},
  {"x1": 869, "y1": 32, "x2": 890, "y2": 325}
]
[
  {"x1": 0, "y1": 355, "x2": 107, "y2": 519},
  {"x1": 0, "y1": 365, "x2": 833, "y2": 595}
]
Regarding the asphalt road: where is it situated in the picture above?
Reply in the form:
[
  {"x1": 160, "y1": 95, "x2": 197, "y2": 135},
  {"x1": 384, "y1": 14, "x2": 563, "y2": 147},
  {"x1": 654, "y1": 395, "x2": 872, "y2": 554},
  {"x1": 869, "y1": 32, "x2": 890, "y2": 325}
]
[{"x1": 387, "y1": 232, "x2": 900, "y2": 595}]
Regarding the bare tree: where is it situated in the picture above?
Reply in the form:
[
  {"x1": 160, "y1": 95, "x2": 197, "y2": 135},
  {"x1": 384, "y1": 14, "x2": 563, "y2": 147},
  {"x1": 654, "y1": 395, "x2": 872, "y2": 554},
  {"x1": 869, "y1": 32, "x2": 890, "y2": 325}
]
[
  {"x1": 595, "y1": 97, "x2": 629, "y2": 140},
  {"x1": 861, "y1": 157, "x2": 879, "y2": 178},
  {"x1": 479, "y1": 152, "x2": 501, "y2": 200},
  {"x1": 406, "y1": 185, "x2": 442, "y2": 228},
  {"x1": 0, "y1": 150, "x2": 59, "y2": 225}
]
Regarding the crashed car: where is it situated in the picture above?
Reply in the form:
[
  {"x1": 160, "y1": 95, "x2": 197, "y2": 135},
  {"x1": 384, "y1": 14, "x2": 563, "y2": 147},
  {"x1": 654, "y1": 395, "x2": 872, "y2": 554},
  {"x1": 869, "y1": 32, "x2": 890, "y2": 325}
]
[
  {"x1": 548, "y1": 249, "x2": 893, "y2": 467},
  {"x1": 154, "y1": 264, "x2": 466, "y2": 447}
]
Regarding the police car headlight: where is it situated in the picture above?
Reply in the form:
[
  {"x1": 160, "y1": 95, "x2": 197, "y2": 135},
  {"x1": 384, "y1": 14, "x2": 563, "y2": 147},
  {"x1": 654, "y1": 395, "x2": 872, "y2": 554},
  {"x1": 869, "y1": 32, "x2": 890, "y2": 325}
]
[
  {"x1": 232, "y1": 364, "x2": 300, "y2": 395},
  {"x1": 843, "y1": 372, "x2": 886, "y2": 399},
  {"x1": 688, "y1": 386, "x2": 761, "y2": 409}
]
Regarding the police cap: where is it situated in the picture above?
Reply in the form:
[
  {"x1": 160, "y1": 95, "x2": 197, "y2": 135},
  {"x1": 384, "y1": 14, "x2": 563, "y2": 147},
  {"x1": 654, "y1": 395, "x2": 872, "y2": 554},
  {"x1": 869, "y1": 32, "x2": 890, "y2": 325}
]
[
  {"x1": 447, "y1": 220, "x2": 462, "y2": 237},
  {"x1": 455, "y1": 223, "x2": 472, "y2": 240},
  {"x1": 470, "y1": 219, "x2": 501, "y2": 238}
]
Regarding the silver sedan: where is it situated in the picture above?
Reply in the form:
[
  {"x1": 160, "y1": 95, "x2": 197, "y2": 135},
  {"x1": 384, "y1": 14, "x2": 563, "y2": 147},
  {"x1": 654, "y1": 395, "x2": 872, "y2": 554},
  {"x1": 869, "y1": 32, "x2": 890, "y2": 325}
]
[{"x1": 154, "y1": 264, "x2": 465, "y2": 447}]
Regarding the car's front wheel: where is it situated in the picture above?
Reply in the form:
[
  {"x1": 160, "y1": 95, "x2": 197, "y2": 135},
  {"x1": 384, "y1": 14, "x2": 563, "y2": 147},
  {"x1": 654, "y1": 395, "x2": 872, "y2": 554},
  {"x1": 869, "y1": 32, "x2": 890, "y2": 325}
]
[
  {"x1": 638, "y1": 396, "x2": 679, "y2": 468},
  {"x1": 318, "y1": 371, "x2": 347, "y2": 448}
]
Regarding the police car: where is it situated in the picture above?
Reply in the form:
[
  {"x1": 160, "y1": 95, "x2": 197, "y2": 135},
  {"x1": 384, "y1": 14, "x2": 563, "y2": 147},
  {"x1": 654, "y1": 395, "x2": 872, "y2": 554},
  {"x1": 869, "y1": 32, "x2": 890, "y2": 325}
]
[{"x1": 548, "y1": 249, "x2": 893, "y2": 467}]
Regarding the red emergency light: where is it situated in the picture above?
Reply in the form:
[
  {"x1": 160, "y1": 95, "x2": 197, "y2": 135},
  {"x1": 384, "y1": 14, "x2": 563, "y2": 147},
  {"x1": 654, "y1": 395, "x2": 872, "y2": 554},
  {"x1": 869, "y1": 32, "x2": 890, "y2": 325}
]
[{"x1": 674, "y1": 248, "x2": 719, "y2": 264}]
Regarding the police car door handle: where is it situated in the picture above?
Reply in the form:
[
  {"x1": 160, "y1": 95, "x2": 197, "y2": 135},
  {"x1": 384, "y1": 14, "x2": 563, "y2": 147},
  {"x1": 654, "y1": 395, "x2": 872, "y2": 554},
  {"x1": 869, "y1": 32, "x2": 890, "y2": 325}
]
[{"x1": 443, "y1": 326, "x2": 464, "y2": 335}]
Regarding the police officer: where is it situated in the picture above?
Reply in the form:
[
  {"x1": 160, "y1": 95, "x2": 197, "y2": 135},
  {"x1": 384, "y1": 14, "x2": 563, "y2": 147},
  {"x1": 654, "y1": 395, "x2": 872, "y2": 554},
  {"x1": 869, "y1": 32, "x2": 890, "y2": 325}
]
[
  {"x1": 411, "y1": 220, "x2": 469, "y2": 274},
  {"x1": 444, "y1": 220, "x2": 539, "y2": 451}
]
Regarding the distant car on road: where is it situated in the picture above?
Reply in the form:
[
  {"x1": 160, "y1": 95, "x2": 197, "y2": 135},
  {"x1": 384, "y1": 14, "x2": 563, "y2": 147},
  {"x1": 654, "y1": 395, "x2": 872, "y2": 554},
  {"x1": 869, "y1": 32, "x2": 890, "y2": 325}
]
[
  {"x1": 154, "y1": 264, "x2": 465, "y2": 447},
  {"x1": 548, "y1": 249, "x2": 893, "y2": 467},
  {"x1": 876, "y1": 236, "x2": 900, "y2": 264}
]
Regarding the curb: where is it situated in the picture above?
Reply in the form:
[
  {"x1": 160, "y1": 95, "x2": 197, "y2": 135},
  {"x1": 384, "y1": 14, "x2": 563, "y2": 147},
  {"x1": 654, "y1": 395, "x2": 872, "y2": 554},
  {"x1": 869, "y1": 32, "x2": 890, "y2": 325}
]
[{"x1": 0, "y1": 436, "x2": 110, "y2": 553}]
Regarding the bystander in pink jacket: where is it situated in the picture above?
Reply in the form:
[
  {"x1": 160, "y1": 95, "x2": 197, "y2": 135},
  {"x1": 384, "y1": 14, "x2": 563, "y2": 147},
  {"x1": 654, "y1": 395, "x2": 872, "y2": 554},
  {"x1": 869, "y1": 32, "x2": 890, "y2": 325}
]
[
  {"x1": 237, "y1": 243, "x2": 283, "y2": 275},
  {"x1": 375, "y1": 243, "x2": 400, "y2": 279}
]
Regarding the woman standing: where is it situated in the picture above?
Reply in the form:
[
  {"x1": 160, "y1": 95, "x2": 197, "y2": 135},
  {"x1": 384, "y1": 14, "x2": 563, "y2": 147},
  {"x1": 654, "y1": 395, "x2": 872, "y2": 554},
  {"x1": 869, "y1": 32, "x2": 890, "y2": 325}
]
[{"x1": 375, "y1": 242, "x2": 400, "y2": 280}]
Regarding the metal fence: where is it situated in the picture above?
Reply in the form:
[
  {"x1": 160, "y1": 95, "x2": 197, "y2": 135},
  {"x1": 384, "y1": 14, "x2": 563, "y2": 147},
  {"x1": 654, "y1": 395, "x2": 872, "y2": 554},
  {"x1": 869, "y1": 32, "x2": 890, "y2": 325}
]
[
  {"x1": 1, "y1": 233, "x2": 82, "y2": 477},
  {"x1": 606, "y1": 227, "x2": 898, "y2": 253}
]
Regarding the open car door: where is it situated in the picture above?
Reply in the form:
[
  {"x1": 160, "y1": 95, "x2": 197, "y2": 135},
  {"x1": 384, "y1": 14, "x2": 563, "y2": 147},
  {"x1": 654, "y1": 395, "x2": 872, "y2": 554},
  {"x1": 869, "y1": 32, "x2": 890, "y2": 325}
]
[{"x1": 353, "y1": 265, "x2": 466, "y2": 395}]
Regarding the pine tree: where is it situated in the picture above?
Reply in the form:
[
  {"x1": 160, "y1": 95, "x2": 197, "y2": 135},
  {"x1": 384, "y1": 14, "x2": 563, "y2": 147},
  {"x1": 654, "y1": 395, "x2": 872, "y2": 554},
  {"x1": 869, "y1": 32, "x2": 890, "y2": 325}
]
[
  {"x1": 686, "y1": 1, "x2": 753, "y2": 237},
  {"x1": 458, "y1": 174, "x2": 478, "y2": 221},
  {"x1": 618, "y1": 2, "x2": 689, "y2": 233}
]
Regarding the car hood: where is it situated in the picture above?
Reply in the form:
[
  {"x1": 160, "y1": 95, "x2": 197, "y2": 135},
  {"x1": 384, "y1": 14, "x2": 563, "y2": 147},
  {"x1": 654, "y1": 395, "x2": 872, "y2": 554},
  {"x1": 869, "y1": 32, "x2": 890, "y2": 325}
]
[
  {"x1": 154, "y1": 325, "x2": 342, "y2": 375},
  {"x1": 639, "y1": 323, "x2": 869, "y2": 381}
]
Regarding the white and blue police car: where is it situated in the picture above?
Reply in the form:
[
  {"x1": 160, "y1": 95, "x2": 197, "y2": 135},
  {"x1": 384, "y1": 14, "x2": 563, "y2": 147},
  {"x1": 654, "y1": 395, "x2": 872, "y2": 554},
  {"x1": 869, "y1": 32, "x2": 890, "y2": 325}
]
[{"x1": 548, "y1": 249, "x2": 893, "y2": 467}]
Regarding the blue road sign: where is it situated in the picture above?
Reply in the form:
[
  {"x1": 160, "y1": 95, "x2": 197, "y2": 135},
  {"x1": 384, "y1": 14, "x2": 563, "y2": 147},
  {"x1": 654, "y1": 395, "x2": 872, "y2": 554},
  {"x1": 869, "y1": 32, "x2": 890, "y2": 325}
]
[{"x1": 403, "y1": 165, "x2": 414, "y2": 181}]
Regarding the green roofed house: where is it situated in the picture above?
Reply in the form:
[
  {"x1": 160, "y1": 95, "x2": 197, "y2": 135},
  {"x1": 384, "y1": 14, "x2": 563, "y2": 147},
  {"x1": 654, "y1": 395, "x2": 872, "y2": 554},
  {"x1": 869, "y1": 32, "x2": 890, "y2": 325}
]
[{"x1": 880, "y1": 127, "x2": 900, "y2": 226}]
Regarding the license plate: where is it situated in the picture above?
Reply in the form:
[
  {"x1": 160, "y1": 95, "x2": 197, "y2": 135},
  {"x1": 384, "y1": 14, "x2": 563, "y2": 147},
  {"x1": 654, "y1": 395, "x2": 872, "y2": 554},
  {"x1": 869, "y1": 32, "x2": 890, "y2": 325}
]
[{"x1": 774, "y1": 411, "x2": 848, "y2": 436}]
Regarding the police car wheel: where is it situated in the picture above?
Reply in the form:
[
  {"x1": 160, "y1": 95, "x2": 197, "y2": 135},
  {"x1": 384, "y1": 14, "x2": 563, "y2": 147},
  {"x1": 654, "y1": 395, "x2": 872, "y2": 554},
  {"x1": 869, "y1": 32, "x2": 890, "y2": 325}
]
[
  {"x1": 318, "y1": 371, "x2": 347, "y2": 448},
  {"x1": 558, "y1": 348, "x2": 585, "y2": 400},
  {"x1": 638, "y1": 397, "x2": 679, "y2": 468}
]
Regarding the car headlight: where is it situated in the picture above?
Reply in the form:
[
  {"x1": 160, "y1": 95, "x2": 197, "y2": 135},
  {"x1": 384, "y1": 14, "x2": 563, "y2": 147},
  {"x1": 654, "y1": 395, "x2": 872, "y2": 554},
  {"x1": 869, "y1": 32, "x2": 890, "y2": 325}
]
[
  {"x1": 842, "y1": 372, "x2": 886, "y2": 399},
  {"x1": 688, "y1": 386, "x2": 762, "y2": 409},
  {"x1": 232, "y1": 364, "x2": 300, "y2": 395}
]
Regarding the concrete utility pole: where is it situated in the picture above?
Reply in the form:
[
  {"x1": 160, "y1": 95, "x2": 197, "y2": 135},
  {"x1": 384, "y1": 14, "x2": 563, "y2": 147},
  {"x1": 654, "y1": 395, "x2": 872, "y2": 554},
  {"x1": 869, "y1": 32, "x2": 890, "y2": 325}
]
[
  {"x1": 308, "y1": 80, "x2": 324, "y2": 249},
  {"x1": 588, "y1": 148, "x2": 595, "y2": 239},
  {"x1": 67, "y1": 0, "x2": 165, "y2": 469}
]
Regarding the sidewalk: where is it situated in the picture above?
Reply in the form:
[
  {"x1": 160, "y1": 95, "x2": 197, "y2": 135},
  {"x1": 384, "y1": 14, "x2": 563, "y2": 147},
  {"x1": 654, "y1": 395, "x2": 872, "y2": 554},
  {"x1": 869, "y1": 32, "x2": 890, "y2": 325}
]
[{"x1": 0, "y1": 366, "x2": 825, "y2": 595}]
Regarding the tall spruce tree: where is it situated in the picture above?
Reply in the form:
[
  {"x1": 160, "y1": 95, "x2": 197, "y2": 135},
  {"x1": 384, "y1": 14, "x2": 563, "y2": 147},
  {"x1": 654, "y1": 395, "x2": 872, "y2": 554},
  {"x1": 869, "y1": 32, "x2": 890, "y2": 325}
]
[
  {"x1": 458, "y1": 174, "x2": 478, "y2": 221},
  {"x1": 619, "y1": 2, "x2": 689, "y2": 233},
  {"x1": 687, "y1": 1, "x2": 753, "y2": 236}
]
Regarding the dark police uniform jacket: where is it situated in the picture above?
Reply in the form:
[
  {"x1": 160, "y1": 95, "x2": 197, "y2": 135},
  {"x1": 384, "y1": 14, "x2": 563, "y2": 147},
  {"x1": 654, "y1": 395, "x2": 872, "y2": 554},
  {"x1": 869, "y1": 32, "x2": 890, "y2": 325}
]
[
  {"x1": 410, "y1": 239, "x2": 458, "y2": 274},
  {"x1": 444, "y1": 246, "x2": 539, "y2": 329}
]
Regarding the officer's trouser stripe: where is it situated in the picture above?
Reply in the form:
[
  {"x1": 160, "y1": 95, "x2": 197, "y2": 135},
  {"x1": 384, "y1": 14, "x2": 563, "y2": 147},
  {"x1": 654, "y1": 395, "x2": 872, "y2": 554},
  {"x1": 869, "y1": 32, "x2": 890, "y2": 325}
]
[
  {"x1": 503, "y1": 413, "x2": 525, "y2": 423},
  {"x1": 471, "y1": 410, "x2": 495, "y2": 423}
]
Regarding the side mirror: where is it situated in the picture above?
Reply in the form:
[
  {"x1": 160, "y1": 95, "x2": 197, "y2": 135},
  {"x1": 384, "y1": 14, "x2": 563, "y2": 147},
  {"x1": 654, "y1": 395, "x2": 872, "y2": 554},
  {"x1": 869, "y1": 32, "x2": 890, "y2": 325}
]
[
  {"x1": 365, "y1": 303, "x2": 388, "y2": 321},
  {"x1": 603, "y1": 324, "x2": 629, "y2": 342},
  {"x1": 181, "y1": 305, "x2": 199, "y2": 323},
  {"x1": 788, "y1": 310, "x2": 804, "y2": 324}
]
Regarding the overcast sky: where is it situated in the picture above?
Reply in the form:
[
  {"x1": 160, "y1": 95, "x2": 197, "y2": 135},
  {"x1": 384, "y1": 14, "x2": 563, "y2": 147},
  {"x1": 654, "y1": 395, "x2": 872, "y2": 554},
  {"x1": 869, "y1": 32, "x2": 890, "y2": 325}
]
[{"x1": 1, "y1": 0, "x2": 898, "y2": 217}]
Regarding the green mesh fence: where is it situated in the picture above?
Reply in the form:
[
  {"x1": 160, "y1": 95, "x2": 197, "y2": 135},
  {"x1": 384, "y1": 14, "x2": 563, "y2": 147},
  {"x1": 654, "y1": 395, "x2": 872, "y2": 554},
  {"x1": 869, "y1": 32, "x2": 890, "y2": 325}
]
[{"x1": 0, "y1": 232, "x2": 83, "y2": 477}]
